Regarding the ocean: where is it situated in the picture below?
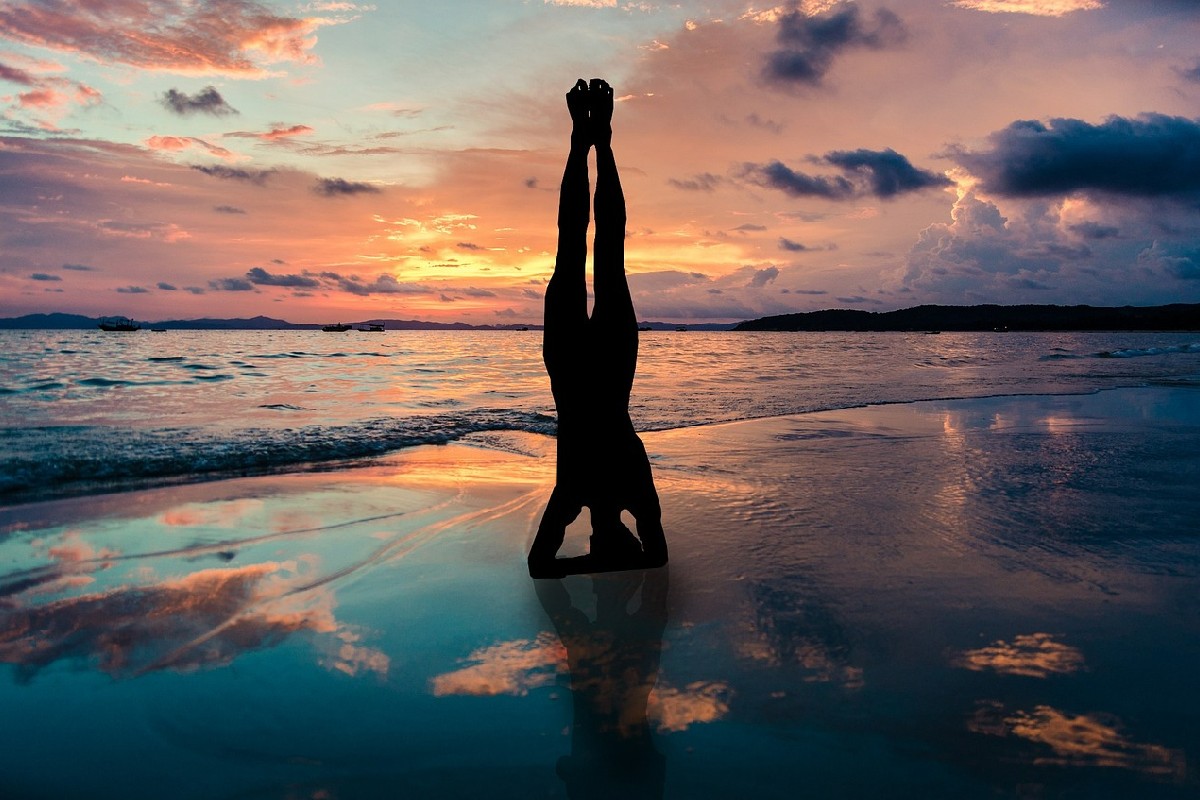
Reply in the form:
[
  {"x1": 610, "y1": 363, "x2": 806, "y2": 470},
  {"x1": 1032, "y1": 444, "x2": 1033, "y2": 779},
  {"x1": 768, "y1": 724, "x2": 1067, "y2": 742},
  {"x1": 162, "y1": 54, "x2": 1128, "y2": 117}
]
[{"x1": 2, "y1": 328, "x2": 1198, "y2": 504}]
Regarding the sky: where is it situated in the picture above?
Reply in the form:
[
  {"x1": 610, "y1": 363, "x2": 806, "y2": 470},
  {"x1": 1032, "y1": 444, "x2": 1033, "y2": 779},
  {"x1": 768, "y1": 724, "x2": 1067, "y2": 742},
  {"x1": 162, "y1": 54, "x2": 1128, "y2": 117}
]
[{"x1": 1, "y1": 0, "x2": 1199, "y2": 324}]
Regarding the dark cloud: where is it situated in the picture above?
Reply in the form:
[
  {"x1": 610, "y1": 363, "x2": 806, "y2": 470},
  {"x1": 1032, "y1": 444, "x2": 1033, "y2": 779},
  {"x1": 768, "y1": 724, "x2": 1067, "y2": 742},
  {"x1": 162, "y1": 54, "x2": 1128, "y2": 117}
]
[
  {"x1": 740, "y1": 159, "x2": 854, "y2": 199},
  {"x1": 157, "y1": 281, "x2": 177, "y2": 291},
  {"x1": 29, "y1": 272, "x2": 61, "y2": 281},
  {"x1": 62, "y1": 263, "x2": 96, "y2": 271},
  {"x1": 0, "y1": 62, "x2": 36, "y2": 86},
  {"x1": 742, "y1": 148, "x2": 948, "y2": 200},
  {"x1": 1138, "y1": 242, "x2": 1200, "y2": 280},
  {"x1": 116, "y1": 285, "x2": 149, "y2": 293},
  {"x1": 1183, "y1": 63, "x2": 1200, "y2": 83},
  {"x1": 779, "y1": 237, "x2": 811, "y2": 252},
  {"x1": 160, "y1": 86, "x2": 237, "y2": 116},
  {"x1": 314, "y1": 177, "x2": 380, "y2": 197},
  {"x1": 191, "y1": 164, "x2": 271, "y2": 184},
  {"x1": 764, "y1": 4, "x2": 907, "y2": 86},
  {"x1": 457, "y1": 242, "x2": 483, "y2": 250},
  {"x1": 184, "y1": 286, "x2": 206, "y2": 295},
  {"x1": 246, "y1": 266, "x2": 319, "y2": 288},
  {"x1": 747, "y1": 266, "x2": 780, "y2": 288},
  {"x1": 524, "y1": 177, "x2": 538, "y2": 189},
  {"x1": 1069, "y1": 221, "x2": 1120, "y2": 239},
  {"x1": 209, "y1": 278, "x2": 255, "y2": 291},
  {"x1": 824, "y1": 148, "x2": 953, "y2": 198},
  {"x1": 668, "y1": 172, "x2": 724, "y2": 192},
  {"x1": 731, "y1": 223, "x2": 767, "y2": 232},
  {"x1": 460, "y1": 287, "x2": 496, "y2": 297},
  {"x1": 320, "y1": 271, "x2": 428, "y2": 296},
  {"x1": 213, "y1": 205, "x2": 246, "y2": 214},
  {"x1": 955, "y1": 114, "x2": 1200, "y2": 199},
  {"x1": 745, "y1": 112, "x2": 783, "y2": 134}
]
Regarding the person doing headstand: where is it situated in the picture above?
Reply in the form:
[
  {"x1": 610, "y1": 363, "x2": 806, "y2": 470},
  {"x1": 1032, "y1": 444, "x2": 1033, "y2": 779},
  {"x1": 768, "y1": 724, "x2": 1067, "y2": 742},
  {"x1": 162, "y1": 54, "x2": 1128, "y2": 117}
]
[{"x1": 527, "y1": 79, "x2": 667, "y2": 579}]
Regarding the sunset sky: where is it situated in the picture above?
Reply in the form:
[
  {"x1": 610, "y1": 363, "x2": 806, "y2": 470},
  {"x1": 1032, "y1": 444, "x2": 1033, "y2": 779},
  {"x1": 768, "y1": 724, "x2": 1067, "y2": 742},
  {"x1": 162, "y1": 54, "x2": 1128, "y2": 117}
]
[{"x1": 2, "y1": 0, "x2": 1199, "y2": 324}]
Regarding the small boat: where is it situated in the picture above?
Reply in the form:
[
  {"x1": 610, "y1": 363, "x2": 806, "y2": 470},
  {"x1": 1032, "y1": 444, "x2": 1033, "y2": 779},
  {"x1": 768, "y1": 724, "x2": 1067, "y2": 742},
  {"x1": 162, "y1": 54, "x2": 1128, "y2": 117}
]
[
  {"x1": 98, "y1": 317, "x2": 140, "y2": 331},
  {"x1": 150, "y1": 328, "x2": 167, "y2": 333},
  {"x1": 322, "y1": 323, "x2": 352, "y2": 332},
  {"x1": 675, "y1": 325, "x2": 687, "y2": 332},
  {"x1": 356, "y1": 323, "x2": 385, "y2": 332}
]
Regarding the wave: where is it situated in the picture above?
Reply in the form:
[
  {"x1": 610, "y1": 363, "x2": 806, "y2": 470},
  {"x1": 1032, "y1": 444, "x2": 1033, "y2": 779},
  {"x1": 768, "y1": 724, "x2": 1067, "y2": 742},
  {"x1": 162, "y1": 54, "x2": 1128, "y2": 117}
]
[
  {"x1": 0, "y1": 409, "x2": 557, "y2": 505},
  {"x1": 1096, "y1": 343, "x2": 1199, "y2": 359}
]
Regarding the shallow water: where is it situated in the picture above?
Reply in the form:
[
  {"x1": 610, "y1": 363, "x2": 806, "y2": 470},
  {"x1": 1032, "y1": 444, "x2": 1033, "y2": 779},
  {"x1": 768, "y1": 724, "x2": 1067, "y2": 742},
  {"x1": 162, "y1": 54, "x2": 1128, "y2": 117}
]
[
  {"x1": 1, "y1": 387, "x2": 1197, "y2": 798},
  {"x1": 2, "y1": 329, "x2": 1198, "y2": 503}
]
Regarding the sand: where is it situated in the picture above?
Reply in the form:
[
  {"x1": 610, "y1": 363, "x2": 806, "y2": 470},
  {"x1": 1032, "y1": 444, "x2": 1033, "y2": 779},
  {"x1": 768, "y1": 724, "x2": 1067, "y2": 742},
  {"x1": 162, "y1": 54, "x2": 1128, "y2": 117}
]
[{"x1": 1, "y1": 386, "x2": 1198, "y2": 798}]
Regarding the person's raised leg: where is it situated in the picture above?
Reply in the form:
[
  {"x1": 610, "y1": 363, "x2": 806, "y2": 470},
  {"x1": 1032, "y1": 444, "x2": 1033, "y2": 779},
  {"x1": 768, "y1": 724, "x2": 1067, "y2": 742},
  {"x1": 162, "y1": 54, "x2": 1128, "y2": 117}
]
[
  {"x1": 587, "y1": 79, "x2": 638, "y2": 401},
  {"x1": 543, "y1": 79, "x2": 592, "y2": 382}
]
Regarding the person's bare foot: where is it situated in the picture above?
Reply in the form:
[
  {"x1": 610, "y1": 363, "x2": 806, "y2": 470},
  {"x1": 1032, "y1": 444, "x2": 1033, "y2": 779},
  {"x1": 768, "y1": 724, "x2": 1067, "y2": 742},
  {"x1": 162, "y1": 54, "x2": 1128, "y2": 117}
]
[
  {"x1": 566, "y1": 78, "x2": 589, "y2": 143},
  {"x1": 588, "y1": 78, "x2": 613, "y2": 148}
]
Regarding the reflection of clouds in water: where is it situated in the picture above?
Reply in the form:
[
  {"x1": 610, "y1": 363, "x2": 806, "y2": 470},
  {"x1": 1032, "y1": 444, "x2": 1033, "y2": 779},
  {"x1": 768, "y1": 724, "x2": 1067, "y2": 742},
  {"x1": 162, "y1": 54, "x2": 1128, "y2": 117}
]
[
  {"x1": 740, "y1": 580, "x2": 864, "y2": 689},
  {"x1": 42, "y1": 529, "x2": 120, "y2": 563},
  {"x1": 954, "y1": 632, "x2": 1084, "y2": 678},
  {"x1": 430, "y1": 634, "x2": 729, "y2": 733},
  {"x1": 647, "y1": 682, "x2": 731, "y2": 733},
  {"x1": 970, "y1": 701, "x2": 1185, "y2": 779},
  {"x1": 430, "y1": 633, "x2": 565, "y2": 697},
  {"x1": 159, "y1": 499, "x2": 264, "y2": 528},
  {"x1": 0, "y1": 559, "x2": 388, "y2": 682}
]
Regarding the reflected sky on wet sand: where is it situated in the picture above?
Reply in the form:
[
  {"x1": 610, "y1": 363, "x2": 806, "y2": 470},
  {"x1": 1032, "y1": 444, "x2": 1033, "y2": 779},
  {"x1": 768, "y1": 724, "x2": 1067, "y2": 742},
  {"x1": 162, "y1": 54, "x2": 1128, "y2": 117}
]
[{"x1": 1, "y1": 387, "x2": 1198, "y2": 798}]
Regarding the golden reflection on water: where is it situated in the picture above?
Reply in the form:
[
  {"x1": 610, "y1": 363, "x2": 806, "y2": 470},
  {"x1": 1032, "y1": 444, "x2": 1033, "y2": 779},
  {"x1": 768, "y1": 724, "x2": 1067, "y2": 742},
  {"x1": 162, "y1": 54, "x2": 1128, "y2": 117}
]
[
  {"x1": 953, "y1": 633, "x2": 1084, "y2": 678},
  {"x1": 970, "y1": 701, "x2": 1186, "y2": 779}
]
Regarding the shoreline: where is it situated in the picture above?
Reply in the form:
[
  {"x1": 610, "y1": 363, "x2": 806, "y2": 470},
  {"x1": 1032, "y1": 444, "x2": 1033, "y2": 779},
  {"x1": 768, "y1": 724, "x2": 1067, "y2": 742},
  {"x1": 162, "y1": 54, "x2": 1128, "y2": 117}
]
[{"x1": 4, "y1": 379, "x2": 1197, "y2": 509}]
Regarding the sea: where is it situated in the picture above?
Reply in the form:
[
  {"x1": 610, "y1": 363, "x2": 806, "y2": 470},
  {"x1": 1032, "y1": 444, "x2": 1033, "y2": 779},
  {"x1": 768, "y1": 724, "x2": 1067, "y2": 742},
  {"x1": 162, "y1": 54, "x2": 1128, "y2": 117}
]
[{"x1": 2, "y1": 328, "x2": 1198, "y2": 505}]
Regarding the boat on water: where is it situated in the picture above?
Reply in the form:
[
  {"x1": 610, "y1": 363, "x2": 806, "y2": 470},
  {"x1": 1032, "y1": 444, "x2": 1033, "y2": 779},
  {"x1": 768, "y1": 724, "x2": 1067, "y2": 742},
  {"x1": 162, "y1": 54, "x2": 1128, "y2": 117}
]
[
  {"x1": 98, "y1": 317, "x2": 140, "y2": 332},
  {"x1": 356, "y1": 323, "x2": 385, "y2": 332},
  {"x1": 322, "y1": 323, "x2": 352, "y2": 332}
]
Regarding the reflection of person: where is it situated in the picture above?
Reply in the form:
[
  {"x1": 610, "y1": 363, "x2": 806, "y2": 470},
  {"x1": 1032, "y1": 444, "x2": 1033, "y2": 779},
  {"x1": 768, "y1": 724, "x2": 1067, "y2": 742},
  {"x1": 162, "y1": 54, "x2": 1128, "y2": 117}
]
[
  {"x1": 535, "y1": 568, "x2": 669, "y2": 799},
  {"x1": 528, "y1": 79, "x2": 667, "y2": 579}
]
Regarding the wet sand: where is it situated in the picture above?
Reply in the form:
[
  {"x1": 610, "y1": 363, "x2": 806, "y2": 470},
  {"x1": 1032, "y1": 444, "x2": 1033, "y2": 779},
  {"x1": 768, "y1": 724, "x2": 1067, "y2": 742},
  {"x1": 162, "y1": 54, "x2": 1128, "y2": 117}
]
[{"x1": 1, "y1": 386, "x2": 1198, "y2": 798}]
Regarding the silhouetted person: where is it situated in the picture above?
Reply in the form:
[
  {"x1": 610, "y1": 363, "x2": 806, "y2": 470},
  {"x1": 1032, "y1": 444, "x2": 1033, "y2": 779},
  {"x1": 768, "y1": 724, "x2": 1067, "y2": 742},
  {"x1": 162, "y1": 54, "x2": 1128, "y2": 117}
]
[
  {"x1": 535, "y1": 568, "x2": 669, "y2": 798},
  {"x1": 528, "y1": 79, "x2": 667, "y2": 579}
]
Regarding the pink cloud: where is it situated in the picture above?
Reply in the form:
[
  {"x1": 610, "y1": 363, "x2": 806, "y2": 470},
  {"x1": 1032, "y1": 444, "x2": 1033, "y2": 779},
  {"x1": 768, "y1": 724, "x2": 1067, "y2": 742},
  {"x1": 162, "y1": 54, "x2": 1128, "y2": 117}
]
[
  {"x1": 145, "y1": 135, "x2": 234, "y2": 159},
  {"x1": 17, "y1": 87, "x2": 63, "y2": 107},
  {"x1": 0, "y1": 0, "x2": 350, "y2": 77}
]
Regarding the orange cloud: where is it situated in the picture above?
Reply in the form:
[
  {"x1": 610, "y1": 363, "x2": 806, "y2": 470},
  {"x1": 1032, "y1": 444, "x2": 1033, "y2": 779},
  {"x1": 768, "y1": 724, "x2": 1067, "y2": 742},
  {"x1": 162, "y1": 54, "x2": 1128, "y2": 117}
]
[
  {"x1": 145, "y1": 135, "x2": 234, "y2": 159},
  {"x1": 0, "y1": 0, "x2": 352, "y2": 77}
]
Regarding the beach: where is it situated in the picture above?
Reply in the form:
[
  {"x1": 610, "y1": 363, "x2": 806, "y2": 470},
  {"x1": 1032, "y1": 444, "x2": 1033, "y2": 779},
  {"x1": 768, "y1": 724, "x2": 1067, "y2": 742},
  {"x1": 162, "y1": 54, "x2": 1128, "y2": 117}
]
[{"x1": 2, "y1": 384, "x2": 1197, "y2": 798}]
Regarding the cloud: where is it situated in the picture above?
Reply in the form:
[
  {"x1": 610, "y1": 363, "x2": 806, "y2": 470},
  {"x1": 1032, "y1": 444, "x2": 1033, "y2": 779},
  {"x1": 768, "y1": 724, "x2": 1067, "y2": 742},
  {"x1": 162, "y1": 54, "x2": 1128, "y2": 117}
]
[
  {"x1": 28, "y1": 272, "x2": 61, "y2": 281},
  {"x1": 191, "y1": 164, "x2": 272, "y2": 184},
  {"x1": 213, "y1": 205, "x2": 246, "y2": 214},
  {"x1": 1068, "y1": 221, "x2": 1119, "y2": 239},
  {"x1": 62, "y1": 263, "x2": 95, "y2": 271},
  {"x1": 160, "y1": 86, "x2": 237, "y2": 116},
  {"x1": 1137, "y1": 241, "x2": 1200, "y2": 280},
  {"x1": 667, "y1": 172, "x2": 723, "y2": 192},
  {"x1": 779, "y1": 237, "x2": 811, "y2": 251},
  {"x1": 246, "y1": 266, "x2": 319, "y2": 287},
  {"x1": 741, "y1": 159, "x2": 854, "y2": 199},
  {"x1": 226, "y1": 123, "x2": 314, "y2": 140},
  {"x1": 116, "y1": 285, "x2": 149, "y2": 293},
  {"x1": 0, "y1": 61, "x2": 37, "y2": 86},
  {"x1": 0, "y1": 0, "x2": 349, "y2": 77},
  {"x1": 146, "y1": 135, "x2": 233, "y2": 159},
  {"x1": 949, "y1": 0, "x2": 1103, "y2": 16},
  {"x1": 314, "y1": 177, "x2": 380, "y2": 197},
  {"x1": 157, "y1": 281, "x2": 177, "y2": 290},
  {"x1": 955, "y1": 114, "x2": 1200, "y2": 200},
  {"x1": 742, "y1": 147, "x2": 950, "y2": 201},
  {"x1": 763, "y1": 4, "x2": 907, "y2": 86},
  {"x1": 731, "y1": 223, "x2": 767, "y2": 232},
  {"x1": 824, "y1": 148, "x2": 953, "y2": 198},
  {"x1": 456, "y1": 241, "x2": 484, "y2": 250},
  {"x1": 747, "y1": 265, "x2": 780, "y2": 287},
  {"x1": 209, "y1": 277, "x2": 255, "y2": 291},
  {"x1": 321, "y1": 271, "x2": 429, "y2": 296}
]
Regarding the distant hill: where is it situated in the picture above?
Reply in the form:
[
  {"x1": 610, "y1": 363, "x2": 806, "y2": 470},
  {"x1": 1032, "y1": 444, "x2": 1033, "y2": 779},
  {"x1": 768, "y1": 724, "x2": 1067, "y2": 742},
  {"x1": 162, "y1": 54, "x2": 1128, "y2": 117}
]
[
  {"x1": 0, "y1": 313, "x2": 737, "y2": 331},
  {"x1": 734, "y1": 304, "x2": 1200, "y2": 332}
]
